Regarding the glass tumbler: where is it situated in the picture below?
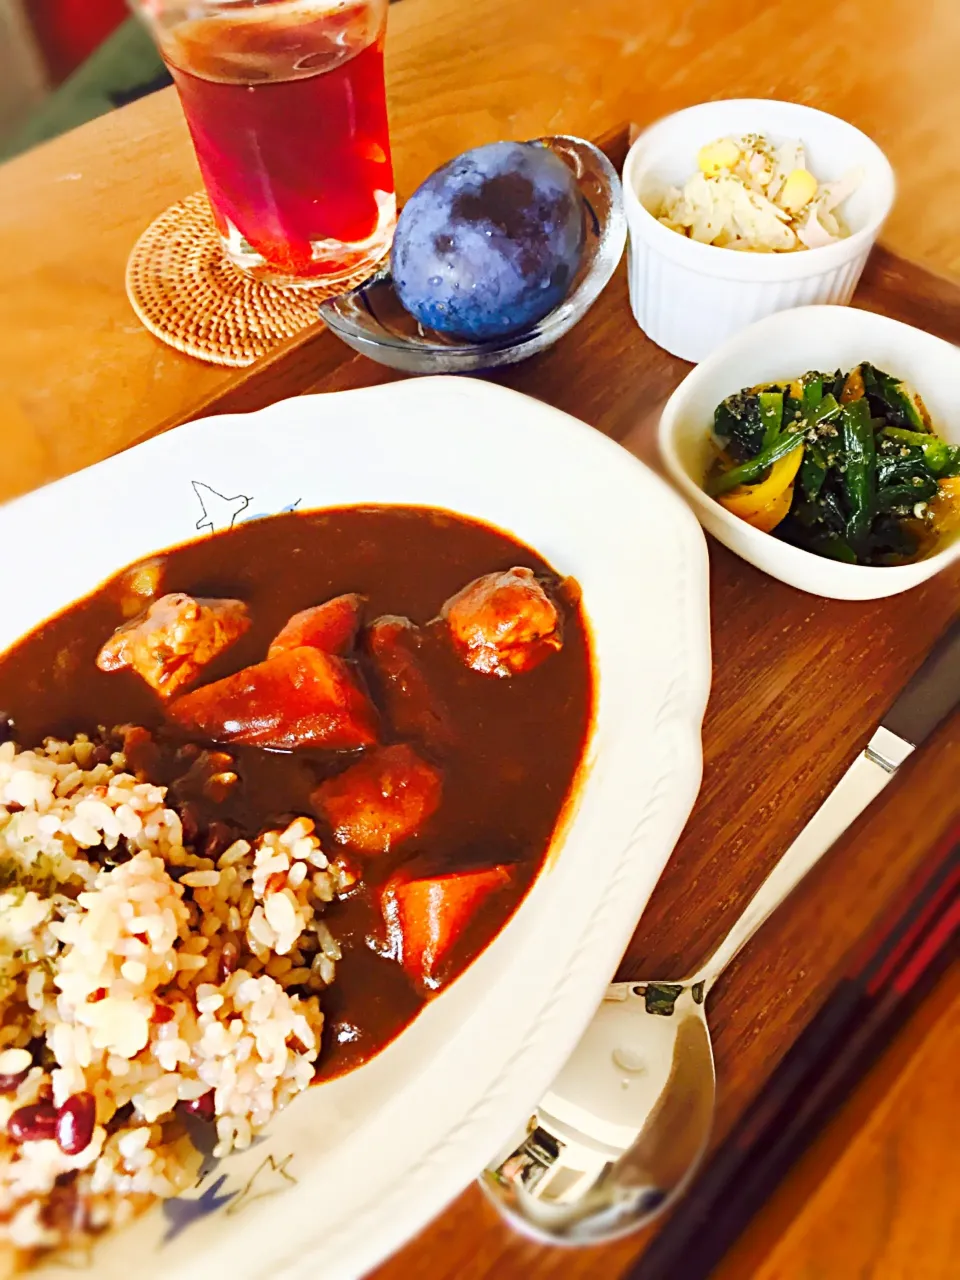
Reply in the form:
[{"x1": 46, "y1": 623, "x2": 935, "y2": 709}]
[{"x1": 132, "y1": 0, "x2": 396, "y2": 288}]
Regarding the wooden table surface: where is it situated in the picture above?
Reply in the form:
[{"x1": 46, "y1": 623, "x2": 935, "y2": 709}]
[
  {"x1": 1, "y1": 2, "x2": 959, "y2": 1278},
  {"x1": 713, "y1": 960, "x2": 960, "y2": 1280}
]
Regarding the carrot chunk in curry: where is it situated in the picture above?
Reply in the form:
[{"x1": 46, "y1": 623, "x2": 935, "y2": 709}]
[
  {"x1": 382, "y1": 863, "x2": 515, "y2": 992},
  {"x1": 168, "y1": 645, "x2": 379, "y2": 750},
  {"x1": 267, "y1": 593, "x2": 365, "y2": 659}
]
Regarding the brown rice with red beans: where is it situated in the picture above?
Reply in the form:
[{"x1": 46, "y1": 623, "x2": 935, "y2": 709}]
[{"x1": 0, "y1": 731, "x2": 342, "y2": 1269}]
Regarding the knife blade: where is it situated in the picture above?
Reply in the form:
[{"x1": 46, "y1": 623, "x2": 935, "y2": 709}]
[{"x1": 873, "y1": 617, "x2": 960, "y2": 761}]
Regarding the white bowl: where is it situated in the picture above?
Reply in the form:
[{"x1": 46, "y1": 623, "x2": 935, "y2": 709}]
[
  {"x1": 2, "y1": 378, "x2": 711, "y2": 1280},
  {"x1": 658, "y1": 305, "x2": 960, "y2": 600},
  {"x1": 624, "y1": 99, "x2": 896, "y2": 361}
]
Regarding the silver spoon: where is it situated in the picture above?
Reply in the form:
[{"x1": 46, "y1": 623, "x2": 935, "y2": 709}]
[{"x1": 479, "y1": 722, "x2": 919, "y2": 1245}]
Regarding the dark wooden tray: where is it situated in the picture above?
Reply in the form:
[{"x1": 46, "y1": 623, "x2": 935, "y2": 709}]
[{"x1": 136, "y1": 126, "x2": 960, "y2": 1279}]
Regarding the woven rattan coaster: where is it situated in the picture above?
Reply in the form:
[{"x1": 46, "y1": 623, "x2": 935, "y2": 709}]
[{"x1": 126, "y1": 192, "x2": 377, "y2": 368}]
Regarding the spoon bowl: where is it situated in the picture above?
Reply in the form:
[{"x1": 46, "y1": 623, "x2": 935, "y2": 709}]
[
  {"x1": 481, "y1": 982, "x2": 716, "y2": 1244},
  {"x1": 317, "y1": 135, "x2": 626, "y2": 373}
]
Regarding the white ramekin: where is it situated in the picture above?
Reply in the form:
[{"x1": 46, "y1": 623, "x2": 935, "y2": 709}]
[
  {"x1": 624, "y1": 99, "x2": 896, "y2": 363},
  {"x1": 658, "y1": 305, "x2": 960, "y2": 600}
]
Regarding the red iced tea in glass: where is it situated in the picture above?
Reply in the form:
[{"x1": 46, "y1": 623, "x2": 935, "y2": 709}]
[{"x1": 139, "y1": 0, "x2": 395, "y2": 286}]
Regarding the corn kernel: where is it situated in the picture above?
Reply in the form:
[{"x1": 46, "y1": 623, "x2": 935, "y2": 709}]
[
  {"x1": 779, "y1": 168, "x2": 818, "y2": 213},
  {"x1": 697, "y1": 138, "x2": 741, "y2": 177}
]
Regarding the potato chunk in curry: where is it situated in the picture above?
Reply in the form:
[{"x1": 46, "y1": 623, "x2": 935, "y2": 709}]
[{"x1": 312, "y1": 743, "x2": 442, "y2": 856}]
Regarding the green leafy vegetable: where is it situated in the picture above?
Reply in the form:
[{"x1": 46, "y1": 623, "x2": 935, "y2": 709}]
[
  {"x1": 784, "y1": 392, "x2": 804, "y2": 424},
  {"x1": 799, "y1": 441, "x2": 828, "y2": 500},
  {"x1": 867, "y1": 514, "x2": 920, "y2": 562},
  {"x1": 877, "y1": 442, "x2": 930, "y2": 488},
  {"x1": 758, "y1": 390, "x2": 784, "y2": 448},
  {"x1": 707, "y1": 428, "x2": 805, "y2": 497},
  {"x1": 876, "y1": 478, "x2": 938, "y2": 512},
  {"x1": 816, "y1": 487, "x2": 849, "y2": 536},
  {"x1": 805, "y1": 393, "x2": 842, "y2": 428},
  {"x1": 842, "y1": 399, "x2": 877, "y2": 544},
  {"x1": 862, "y1": 363, "x2": 927, "y2": 429},
  {"x1": 882, "y1": 427, "x2": 951, "y2": 474},
  {"x1": 801, "y1": 372, "x2": 823, "y2": 412},
  {"x1": 714, "y1": 393, "x2": 765, "y2": 462},
  {"x1": 809, "y1": 534, "x2": 858, "y2": 563}
]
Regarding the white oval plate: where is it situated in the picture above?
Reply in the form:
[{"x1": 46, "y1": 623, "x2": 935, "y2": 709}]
[{"x1": 2, "y1": 378, "x2": 710, "y2": 1280}]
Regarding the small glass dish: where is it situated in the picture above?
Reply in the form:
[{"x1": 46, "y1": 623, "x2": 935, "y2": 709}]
[{"x1": 317, "y1": 135, "x2": 626, "y2": 373}]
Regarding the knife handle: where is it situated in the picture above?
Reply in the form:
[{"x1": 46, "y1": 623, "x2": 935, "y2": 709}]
[{"x1": 698, "y1": 728, "x2": 914, "y2": 993}]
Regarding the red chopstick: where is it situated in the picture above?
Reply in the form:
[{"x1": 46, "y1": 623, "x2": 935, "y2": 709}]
[{"x1": 628, "y1": 823, "x2": 960, "y2": 1280}]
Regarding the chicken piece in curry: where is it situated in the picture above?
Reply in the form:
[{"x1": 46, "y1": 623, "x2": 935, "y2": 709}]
[
  {"x1": 441, "y1": 566, "x2": 563, "y2": 677},
  {"x1": 96, "y1": 592, "x2": 250, "y2": 697},
  {"x1": 365, "y1": 614, "x2": 453, "y2": 748}
]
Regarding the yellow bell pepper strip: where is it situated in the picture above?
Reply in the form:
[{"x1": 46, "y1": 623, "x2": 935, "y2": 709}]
[
  {"x1": 896, "y1": 475, "x2": 960, "y2": 559},
  {"x1": 717, "y1": 444, "x2": 804, "y2": 530},
  {"x1": 741, "y1": 482, "x2": 795, "y2": 533},
  {"x1": 708, "y1": 430, "x2": 805, "y2": 497},
  {"x1": 932, "y1": 476, "x2": 960, "y2": 538},
  {"x1": 841, "y1": 364, "x2": 865, "y2": 403},
  {"x1": 899, "y1": 475, "x2": 960, "y2": 557}
]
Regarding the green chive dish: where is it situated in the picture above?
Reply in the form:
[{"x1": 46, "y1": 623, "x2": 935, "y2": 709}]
[{"x1": 706, "y1": 363, "x2": 960, "y2": 566}]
